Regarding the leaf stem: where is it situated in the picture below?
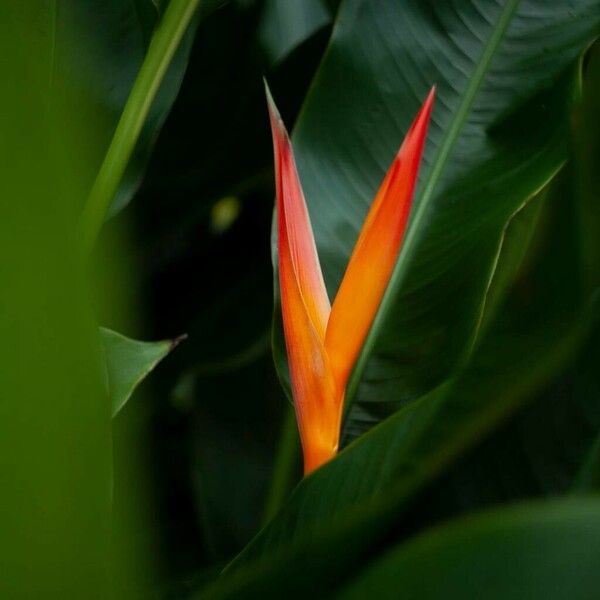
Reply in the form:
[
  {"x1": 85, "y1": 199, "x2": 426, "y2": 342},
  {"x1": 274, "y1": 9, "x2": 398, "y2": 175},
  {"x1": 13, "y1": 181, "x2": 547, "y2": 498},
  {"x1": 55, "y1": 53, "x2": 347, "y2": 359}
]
[{"x1": 80, "y1": 0, "x2": 202, "y2": 253}]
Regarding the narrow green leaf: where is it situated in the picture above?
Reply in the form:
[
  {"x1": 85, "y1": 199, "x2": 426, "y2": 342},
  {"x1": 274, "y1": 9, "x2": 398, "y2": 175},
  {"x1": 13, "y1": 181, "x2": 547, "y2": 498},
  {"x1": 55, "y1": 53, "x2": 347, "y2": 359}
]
[
  {"x1": 100, "y1": 327, "x2": 182, "y2": 416},
  {"x1": 35, "y1": 0, "x2": 214, "y2": 219},
  {"x1": 80, "y1": 0, "x2": 208, "y2": 252}
]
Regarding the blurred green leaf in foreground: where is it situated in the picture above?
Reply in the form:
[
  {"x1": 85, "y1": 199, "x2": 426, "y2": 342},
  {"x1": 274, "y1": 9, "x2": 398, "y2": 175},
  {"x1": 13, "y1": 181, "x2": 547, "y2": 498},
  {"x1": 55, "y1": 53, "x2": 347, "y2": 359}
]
[{"x1": 0, "y1": 4, "x2": 111, "y2": 596}]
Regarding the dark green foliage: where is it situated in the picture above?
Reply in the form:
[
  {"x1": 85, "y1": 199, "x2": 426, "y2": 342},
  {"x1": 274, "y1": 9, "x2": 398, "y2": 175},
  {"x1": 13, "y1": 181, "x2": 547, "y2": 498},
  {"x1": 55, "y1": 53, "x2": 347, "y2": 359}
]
[{"x1": 4, "y1": 0, "x2": 600, "y2": 597}]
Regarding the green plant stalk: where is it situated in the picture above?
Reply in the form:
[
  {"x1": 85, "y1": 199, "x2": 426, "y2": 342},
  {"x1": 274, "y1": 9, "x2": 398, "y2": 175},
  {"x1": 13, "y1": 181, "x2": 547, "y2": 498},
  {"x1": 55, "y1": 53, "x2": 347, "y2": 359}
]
[{"x1": 80, "y1": 0, "x2": 202, "y2": 253}]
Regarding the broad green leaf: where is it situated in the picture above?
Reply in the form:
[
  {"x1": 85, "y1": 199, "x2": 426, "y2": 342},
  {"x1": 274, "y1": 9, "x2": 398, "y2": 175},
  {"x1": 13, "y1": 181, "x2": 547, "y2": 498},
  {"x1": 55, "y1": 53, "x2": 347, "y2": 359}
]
[
  {"x1": 338, "y1": 187, "x2": 544, "y2": 446},
  {"x1": 258, "y1": 0, "x2": 331, "y2": 65},
  {"x1": 100, "y1": 327, "x2": 181, "y2": 416},
  {"x1": 420, "y1": 152, "x2": 600, "y2": 512},
  {"x1": 237, "y1": 315, "x2": 589, "y2": 561},
  {"x1": 204, "y1": 301, "x2": 592, "y2": 597},
  {"x1": 417, "y1": 329, "x2": 600, "y2": 514},
  {"x1": 0, "y1": 10, "x2": 111, "y2": 593},
  {"x1": 338, "y1": 499, "x2": 600, "y2": 599},
  {"x1": 271, "y1": 0, "x2": 600, "y2": 439},
  {"x1": 209, "y1": 136, "x2": 600, "y2": 595},
  {"x1": 435, "y1": 56, "x2": 600, "y2": 508}
]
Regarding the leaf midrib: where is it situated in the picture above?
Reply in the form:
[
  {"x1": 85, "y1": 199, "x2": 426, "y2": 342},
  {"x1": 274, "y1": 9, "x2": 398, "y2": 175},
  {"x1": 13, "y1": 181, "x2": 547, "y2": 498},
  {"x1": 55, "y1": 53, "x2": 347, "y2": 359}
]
[{"x1": 343, "y1": 0, "x2": 522, "y2": 419}]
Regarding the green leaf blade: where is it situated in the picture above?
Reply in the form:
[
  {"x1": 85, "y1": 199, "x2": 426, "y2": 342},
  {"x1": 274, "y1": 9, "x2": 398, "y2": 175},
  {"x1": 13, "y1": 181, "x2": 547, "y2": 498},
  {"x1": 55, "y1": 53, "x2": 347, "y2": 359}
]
[
  {"x1": 220, "y1": 311, "x2": 589, "y2": 582},
  {"x1": 338, "y1": 499, "x2": 600, "y2": 600},
  {"x1": 271, "y1": 0, "x2": 600, "y2": 438},
  {"x1": 100, "y1": 327, "x2": 182, "y2": 416}
]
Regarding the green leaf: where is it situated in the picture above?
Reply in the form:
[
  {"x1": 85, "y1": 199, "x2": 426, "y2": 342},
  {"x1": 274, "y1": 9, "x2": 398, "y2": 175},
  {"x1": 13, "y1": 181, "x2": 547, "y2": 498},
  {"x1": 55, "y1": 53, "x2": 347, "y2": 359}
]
[
  {"x1": 574, "y1": 431, "x2": 600, "y2": 492},
  {"x1": 208, "y1": 148, "x2": 600, "y2": 595},
  {"x1": 337, "y1": 499, "x2": 600, "y2": 599},
  {"x1": 419, "y1": 164, "x2": 600, "y2": 512},
  {"x1": 417, "y1": 330, "x2": 600, "y2": 515},
  {"x1": 475, "y1": 189, "x2": 545, "y2": 338},
  {"x1": 231, "y1": 312, "x2": 589, "y2": 563},
  {"x1": 202, "y1": 325, "x2": 587, "y2": 599},
  {"x1": 107, "y1": 0, "x2": 227, "y2": 218},
  {"x1": 434, "y1": 58, "x2": 600, "y2": 508},
  {"x1": 80, "y1": 0, "x2": 218, "y2": 251},
  {"x1": 271, "y1": 0, "x2": 600, "y2": 439},
  {"x1": 100, "y1": 327, "x2": 181, "y2": 416},
  {"x1": 258, "y1": 0, "x2": 331, "y2": 66},
  {"x1": 39, "y1": 0, "x2": 222, "y2": 243},
  {"x1": 0, "y1": 9, "x2": 112, "y2": 592},
  {"x1": 203, "y1": 296, "x2": 593, "y2": 597}
]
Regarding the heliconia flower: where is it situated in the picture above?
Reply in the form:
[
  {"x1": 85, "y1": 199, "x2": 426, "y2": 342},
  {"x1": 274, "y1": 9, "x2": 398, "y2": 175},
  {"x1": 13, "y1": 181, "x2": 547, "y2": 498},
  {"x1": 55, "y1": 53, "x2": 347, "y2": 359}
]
[{"x1": 266, "y1": 83, "x2": 435, "y2": 475}]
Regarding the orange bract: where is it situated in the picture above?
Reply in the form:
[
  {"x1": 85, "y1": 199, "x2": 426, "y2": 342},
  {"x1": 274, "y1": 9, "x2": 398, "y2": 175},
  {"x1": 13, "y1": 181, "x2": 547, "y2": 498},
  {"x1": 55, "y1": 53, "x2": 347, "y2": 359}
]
[{"x1": 267, "y1": 83, "x2": 434, "y2": 474}]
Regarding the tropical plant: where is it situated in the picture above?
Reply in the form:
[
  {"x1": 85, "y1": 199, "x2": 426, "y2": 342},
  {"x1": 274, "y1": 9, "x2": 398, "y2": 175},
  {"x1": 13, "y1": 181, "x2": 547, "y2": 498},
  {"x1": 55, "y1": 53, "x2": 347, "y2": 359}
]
[{"x1": 1, "y1": 0, "x2": 599, "y2": 598}]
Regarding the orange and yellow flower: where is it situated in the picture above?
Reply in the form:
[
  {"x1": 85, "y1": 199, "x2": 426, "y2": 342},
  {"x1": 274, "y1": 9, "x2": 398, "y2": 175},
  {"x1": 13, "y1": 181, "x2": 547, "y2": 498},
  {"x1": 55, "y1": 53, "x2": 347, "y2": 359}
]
[{"x1": 267, "y1": 85, "x2": 434, "y2": 474}]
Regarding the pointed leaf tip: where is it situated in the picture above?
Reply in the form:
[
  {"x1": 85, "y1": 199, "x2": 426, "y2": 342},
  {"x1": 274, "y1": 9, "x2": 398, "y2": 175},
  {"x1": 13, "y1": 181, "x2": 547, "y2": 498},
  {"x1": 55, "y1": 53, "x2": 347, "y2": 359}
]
[{"x1": 101, "y1": 327, "x2": 184, "y2": 417}]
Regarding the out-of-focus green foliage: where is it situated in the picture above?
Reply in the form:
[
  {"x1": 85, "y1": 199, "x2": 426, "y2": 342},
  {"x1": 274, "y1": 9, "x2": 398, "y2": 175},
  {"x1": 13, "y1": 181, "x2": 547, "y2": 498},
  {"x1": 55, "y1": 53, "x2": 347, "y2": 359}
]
[
  {"x1": 54, "y1": 0, "x2": 213, "y2": 217},
  {"x1": 338, "y1": 499, "x2": 600, "y2": 599},
  {"x1": 0, "y1": 1, "x2": 196, "y2": 596},
  {"x1": 80, "y1": 0, "x2": 224, "y2": 252},
  {"x1": 0, "y1": 5, "x2": 111, "y2": 597}
]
